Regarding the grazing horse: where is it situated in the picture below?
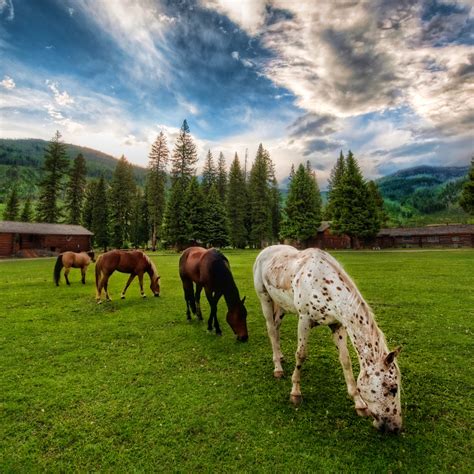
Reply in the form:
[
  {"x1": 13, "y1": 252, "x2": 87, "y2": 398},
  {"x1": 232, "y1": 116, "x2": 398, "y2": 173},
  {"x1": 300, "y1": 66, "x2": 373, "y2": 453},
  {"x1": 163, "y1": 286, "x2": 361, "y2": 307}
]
[
  {"x1": 54, "y1": 251, "x2": 95, "y2": 286},
  {"x1": 253, "y1": 245, "x2": 402, "y2": 433},
  {"x1": 179, "y1": 247, "x2": 248, "y2": 341},
  {"x1": 95, "y1": 250, "x2": 160, "y2": 303}
]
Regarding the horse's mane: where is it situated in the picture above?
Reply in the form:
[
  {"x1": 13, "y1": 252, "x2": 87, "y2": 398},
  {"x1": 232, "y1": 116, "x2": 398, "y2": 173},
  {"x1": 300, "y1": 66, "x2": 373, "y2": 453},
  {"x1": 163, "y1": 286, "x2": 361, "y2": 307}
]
[{"x1": 143, "y1": 252, "x2": 159, "y2": 277}]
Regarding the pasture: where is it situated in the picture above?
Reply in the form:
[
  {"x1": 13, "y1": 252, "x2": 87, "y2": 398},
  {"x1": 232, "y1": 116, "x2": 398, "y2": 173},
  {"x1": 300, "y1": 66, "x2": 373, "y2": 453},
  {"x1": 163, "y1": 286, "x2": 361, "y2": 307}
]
[{"x1": 1, "y1": 250, "x2": 473, "y2": 472}]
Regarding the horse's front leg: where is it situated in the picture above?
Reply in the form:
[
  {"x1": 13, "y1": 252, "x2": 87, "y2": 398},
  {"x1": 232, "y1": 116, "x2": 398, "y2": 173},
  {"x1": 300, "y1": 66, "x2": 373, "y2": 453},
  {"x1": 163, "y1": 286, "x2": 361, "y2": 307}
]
[
  {"x1": 138, "y1": 273, "x2": 146, "y2": 298},
  {"x1": 290, "y1": 315, "x2": 311, "y2": 405},
  {"x1": 81, "y1": 265, "x2": 88, "y2": 284},
  {"x1": 330, "y1": 323, "x2": 368, "y2": 416},
  {"x1": 121, "y1": 273, "x2": 136, "y2": 299},
  {"x1": 259, "y1": 293, "x2": 285, "y2": 378},
  {"x1": 64, "y1": 268, "x2": 71, "y2": 286},
  {"x1": 195, "y1": 284, "x2": 203, "y2": 320},
  {"x1": 205, "y1": 289, "x2": 221, "y2": 335}
]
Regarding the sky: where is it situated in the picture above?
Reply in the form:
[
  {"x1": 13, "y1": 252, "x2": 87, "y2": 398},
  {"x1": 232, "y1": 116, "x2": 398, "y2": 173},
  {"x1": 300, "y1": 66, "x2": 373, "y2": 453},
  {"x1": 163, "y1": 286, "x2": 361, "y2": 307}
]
[{"x1": 0, "y1": 0, "x2": 473, "y2": 187}]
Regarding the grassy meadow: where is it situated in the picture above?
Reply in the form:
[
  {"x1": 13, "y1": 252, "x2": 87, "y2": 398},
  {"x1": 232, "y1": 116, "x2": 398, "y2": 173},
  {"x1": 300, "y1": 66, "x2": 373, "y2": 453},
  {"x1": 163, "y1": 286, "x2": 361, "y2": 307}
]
[{"x1": 1, "y1": 249, "x2": 473, "y2": 472}]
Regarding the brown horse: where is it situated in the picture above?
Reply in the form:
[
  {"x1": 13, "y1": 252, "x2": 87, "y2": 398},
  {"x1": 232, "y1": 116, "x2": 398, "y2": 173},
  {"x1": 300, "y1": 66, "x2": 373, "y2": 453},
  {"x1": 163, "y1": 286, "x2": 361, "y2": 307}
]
[
  {"x1": 95, "y1": 250, "x2": 160, "y2": 303},
  {"x1": 179, "y1": 247, "x2": 248, "y2": 341},
  {"x1": 54, "y1": 251, "x2": 95, "y2": 286}
]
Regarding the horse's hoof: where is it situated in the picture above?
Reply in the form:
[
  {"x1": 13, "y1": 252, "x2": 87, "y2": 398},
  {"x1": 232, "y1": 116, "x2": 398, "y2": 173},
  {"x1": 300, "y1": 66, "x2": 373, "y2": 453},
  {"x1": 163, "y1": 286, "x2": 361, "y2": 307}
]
[
  {"x1": 142, "y1": 295, "x2": 147, "y2": 298},
  {"x1": 356, "y1": 408, "x2": 370, "y2": 417},
  {"x1": 121, "y1": 295, "x2": 125, "y2": 299},
  {"x1": 274, "y1": 370, "x2": 285, "y2": 379},
  {"x1": 96, "y1": 300, "x2": 102, "y2": 305},
  {"x1": 290, "y1": 394, "x2": 303, "y2": 406}
]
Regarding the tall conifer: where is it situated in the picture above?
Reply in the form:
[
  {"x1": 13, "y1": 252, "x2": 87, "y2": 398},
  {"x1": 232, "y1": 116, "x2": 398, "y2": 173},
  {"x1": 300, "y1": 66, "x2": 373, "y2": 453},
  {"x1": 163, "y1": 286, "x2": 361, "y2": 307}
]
[
  {"x1": 92, "y1": 176, "x2": 109, "y2": 251},
  {"x1": 227, "y1": 153, "x2": 248, "y2": 248},
  {"x1": 202, "y1": 150, "x2": 217, "y2": 193},
  {"x1": 184, "y1": 176, "x2": 208, "y2": 245},
  {"x1": 36, "y1": 130, "x2": 69, "y2": 223},
  {"x1": 216, "y1": 152, "x2": 227, "y2": 202},
  {"x1": 204, "y1": 184, "x2": 229, "y2": 247},
  {"x1": 3, "y1": 187, "x2": 20, "y2": 221},
  {"x1": 20, "y1": 197, "x2": 34, "y2": 222},
  {"x1": 460, "y1": 158, "x2": 474, "y2": 215},
  {"x1": 65, "y1": 153, "x2": 87, "y2": 224}
]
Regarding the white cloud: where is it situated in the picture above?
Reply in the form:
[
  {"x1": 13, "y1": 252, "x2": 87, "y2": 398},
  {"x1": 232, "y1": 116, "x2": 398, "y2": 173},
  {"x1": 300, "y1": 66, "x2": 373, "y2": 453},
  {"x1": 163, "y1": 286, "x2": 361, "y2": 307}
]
[
  {"x1": 231, "y1": 51, "x2": 240, "y2": 60},
  {"x1": 0, "y1": 0, "x2": 14, "y2": 20},
  {"x1": 0, "y1": 75, "x2": 15, "y2": 89},
  {"x1": 68, "y1": 7, "x2": 75, "y2": 17},
  {"x1": 46, "y1": 80, "x2": 75, "y2": 106}
]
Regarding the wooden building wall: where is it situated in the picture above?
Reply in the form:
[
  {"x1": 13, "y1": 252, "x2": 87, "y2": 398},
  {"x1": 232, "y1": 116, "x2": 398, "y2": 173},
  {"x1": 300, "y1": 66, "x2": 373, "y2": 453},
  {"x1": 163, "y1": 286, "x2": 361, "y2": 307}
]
[
  {"x1": 0, "y1": 233, "x2": 13, "y2": 257},
  {"x1": 377, "y1": 233, "x2": 474, "y2": 248}
]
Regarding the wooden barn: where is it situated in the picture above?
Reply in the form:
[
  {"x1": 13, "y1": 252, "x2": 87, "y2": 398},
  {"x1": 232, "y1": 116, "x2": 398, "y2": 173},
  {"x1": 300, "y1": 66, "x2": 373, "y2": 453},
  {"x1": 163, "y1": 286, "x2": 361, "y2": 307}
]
[
  {"x1": 0, "y1": 221, "x2": 93, "y2": 257},
  {"x1": 376, "y1": 224, "x2": 474, "y2": 248},
  {"x1": 307, "y1": 221, "x2": 351, "y2": 249}
]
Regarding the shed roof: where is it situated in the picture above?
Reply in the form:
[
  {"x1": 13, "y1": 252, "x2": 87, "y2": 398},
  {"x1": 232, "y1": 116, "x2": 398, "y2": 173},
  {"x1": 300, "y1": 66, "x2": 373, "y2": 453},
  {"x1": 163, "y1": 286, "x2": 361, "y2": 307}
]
[
  {"x1": 378, "y1": 224, "x2": 474, "y2": 237},
  {"x1": 0, "y1": 221, "x2": 93, "y2": 236}
]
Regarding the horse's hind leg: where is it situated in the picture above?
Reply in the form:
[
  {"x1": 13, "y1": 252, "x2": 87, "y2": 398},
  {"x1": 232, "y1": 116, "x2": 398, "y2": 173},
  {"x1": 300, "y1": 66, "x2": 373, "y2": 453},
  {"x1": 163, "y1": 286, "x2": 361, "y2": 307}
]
[
  {"x1": 121, "y1": 273, "x2": 136, "y2": 299},
  {"x1": 206, "y1": 289, "x2": 222, "y2": 335},
  {"x1": 329, "y1": 323, "x2": 367, "y2": 416},
  {"x1": 195, "y1": 284, "x2": 203, "y2": 320},
  {"x1": 81, "y1": 266, "x2": 87, "y2": 284},
  {"x1": 64, "y1": 267, "x2": 71, "y2": 285},
  {"x1": 259, "y1": 294, "x2": 285, "y2": 378},
  {"x1": 290, "y1": 315, "x2": 311, "y2": 405},
  {"x1": 182, "y1": 279, "x2": 196, "y2": 320},
  {"x1": 103, "y1": 274, "x2": 112, "y2": 301}
]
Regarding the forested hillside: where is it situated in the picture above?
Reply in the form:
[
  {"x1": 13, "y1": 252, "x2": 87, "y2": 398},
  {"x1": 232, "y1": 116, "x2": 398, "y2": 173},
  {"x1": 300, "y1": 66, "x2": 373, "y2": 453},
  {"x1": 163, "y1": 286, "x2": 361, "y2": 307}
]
[
  {"x1": 375, "y1": 165, "x2": 470, "y2": 226},
  {"x1": 0, "y1": 138, "x2": 146, "y2": 201}
]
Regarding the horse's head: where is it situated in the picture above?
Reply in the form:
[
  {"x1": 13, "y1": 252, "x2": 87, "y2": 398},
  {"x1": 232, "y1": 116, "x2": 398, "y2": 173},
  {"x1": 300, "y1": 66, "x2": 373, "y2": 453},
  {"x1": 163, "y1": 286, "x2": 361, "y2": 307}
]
[
  {"x1": 226, "y1": 296, "x2": 248, "y2": 342},
  {"x1": 150, "y1": 274, "x2": 161, "y2": 297},
  {"x1": 88, "y1": 251, "x2": 96, "y2": 262},
  {"x1": 356, "y1": 347, "x2": 402, "y2": 433}
]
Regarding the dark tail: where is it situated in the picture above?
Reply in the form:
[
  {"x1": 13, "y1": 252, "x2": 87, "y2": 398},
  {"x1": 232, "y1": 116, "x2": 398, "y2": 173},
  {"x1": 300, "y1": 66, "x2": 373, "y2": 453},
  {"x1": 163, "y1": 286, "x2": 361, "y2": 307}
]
[
  {"x1": 184, "y1": 286, "x2": 197, "y2": 314},
  {"x1": 54, "y1": 255, "x2": 63, "y2": 286}
]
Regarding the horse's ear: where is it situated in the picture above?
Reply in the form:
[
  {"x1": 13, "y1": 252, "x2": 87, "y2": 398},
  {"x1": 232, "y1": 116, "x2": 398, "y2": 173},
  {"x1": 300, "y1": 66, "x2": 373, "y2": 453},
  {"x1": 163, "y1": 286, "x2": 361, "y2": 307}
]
[
  {"x1": 241, "y1": 296, "x2": 246, "y2": 304},
  {"x1": 384, "y1": 346, "x2": 402, "y2": 366}
]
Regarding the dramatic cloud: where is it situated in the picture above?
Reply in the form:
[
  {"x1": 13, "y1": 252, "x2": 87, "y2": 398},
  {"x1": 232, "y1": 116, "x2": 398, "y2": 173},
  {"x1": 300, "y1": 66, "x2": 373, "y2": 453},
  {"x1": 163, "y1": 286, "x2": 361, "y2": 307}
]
[
  {"x1": 0, "y1": 0, "x2": 14, "y2": 20},
  {"x1": 0, "y1": 75, "x2": 15, "y2": 89}
]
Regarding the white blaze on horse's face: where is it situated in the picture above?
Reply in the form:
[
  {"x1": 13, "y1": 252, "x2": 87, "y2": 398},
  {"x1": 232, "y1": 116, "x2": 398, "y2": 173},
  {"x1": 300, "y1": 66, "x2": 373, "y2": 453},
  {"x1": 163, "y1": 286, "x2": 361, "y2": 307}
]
[{"x1": 357, "y1": 349, "x2": 402, "y2": 433}]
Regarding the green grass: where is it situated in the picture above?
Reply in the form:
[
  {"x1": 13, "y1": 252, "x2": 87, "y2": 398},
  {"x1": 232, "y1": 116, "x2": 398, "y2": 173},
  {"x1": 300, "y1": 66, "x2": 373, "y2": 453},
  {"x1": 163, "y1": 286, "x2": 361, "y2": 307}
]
[{"x1": 1, "y1": 250, "x2": 473, "y2": 472}]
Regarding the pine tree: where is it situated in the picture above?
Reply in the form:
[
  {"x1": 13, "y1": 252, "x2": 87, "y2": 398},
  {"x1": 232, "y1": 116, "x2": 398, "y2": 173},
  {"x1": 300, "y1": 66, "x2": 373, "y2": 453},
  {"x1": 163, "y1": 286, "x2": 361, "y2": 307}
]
[
  {"x1": 332, "y1": 151, "x2": 375, "y2": 247},
  {"x1": 204, "y1": 184, "x2": 229, "y2": 247},
  {"x1": 227, "y1": 153, "x2": 248, "y2": 248},
  {"x1": 367, "y1": 180, "x2": 388, "y2": 228},
  {"x1": 280, "y1": 163, "x2": 322, "y2": 246},
  {"x1": 3, "y1": 187, "x2": 20, "y2": 221},
  {"x1": 109, "y1": 156, "x2": 136, "y2": 248},
  {"x1": 36, "y1": 130, "x2": 70, "y2": 223},
  {"x1": 201, "y1": 150, "x2": 217, "y2": 193},
  {"x1": 184, "y1": 176, "x2": 208, "y2": 245},
  {"x1": 82, "y1": 180, "x2": 98, "y2": 230},
  {"x1": 248, "y1": 144, "x2": 272, "y2": 248},
  {"x1": 65, "y1": 153, "x2": 87, "y2": 224},
  {"x1": 216, "y1": 152, "x2": 227, "y2": 202},
  {"x1": 460, "y1": 158, "x2": 474, "y2": 215},
  {"x1": 91, "y1": 176, "x2": 109, "y2": 251},
  {"x1": 325, "y1": 150, "x2": 345, "y2": 220},
  {"x1": 20, "y1": 197, "x2": 34, "y2": 222},
  {"x1": 147, "y1": 131, "x2": 169, "y2": 250},
  {"x1": 130, "y1": 189, "x2": 149, "y2": 248},
  {"x1": 164, "y1": 120, "x2": 199, "y2": 248}
]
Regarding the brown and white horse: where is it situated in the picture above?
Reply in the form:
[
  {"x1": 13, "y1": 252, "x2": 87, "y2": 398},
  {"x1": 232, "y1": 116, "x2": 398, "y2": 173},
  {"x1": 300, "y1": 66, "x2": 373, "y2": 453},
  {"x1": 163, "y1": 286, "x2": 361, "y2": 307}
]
[
  {"x1": 54, "y1": 251, "x2": 95, "y2": 286},
  {"x1": 95, "y1": 250, "x2": 160, "y2": 303},
  {"x1": 253, "y1": 245, "x2": 402, "y2": 433}
]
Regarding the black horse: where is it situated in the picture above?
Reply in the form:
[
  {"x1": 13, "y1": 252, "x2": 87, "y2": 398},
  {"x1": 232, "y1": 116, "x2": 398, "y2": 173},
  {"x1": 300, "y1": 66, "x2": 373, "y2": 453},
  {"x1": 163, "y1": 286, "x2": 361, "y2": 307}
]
[{"x1": 179, "y1": 247, "x2": 248, "y2": 341}]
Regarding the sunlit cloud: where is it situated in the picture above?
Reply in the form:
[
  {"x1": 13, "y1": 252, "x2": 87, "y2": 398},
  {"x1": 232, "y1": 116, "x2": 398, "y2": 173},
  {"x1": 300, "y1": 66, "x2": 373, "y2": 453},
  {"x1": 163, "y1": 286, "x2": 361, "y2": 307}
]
[{"x1": 0, "y1": 75, "x2": 15, "y2": 89}]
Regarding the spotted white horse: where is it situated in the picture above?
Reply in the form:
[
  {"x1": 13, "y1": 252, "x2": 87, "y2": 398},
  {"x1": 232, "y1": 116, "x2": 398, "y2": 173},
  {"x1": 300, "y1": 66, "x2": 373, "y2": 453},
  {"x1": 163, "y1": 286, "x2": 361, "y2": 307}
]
[{"x1": 253, "y1": 245, "x2": 402, "y2": 433}]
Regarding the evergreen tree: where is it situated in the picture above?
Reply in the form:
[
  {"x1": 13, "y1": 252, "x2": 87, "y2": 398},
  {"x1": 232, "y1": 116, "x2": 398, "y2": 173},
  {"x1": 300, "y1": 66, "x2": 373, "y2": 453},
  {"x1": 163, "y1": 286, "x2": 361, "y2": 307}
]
[
  {"x1": 270, "y1": 175, "x2": 281, "y2": 242},
  {"x1": 130, "y1": 189, "x2": 149, "y2": 248},
  {"x1": 216, "y1": 152, "x2": 228, "y2": 202},
  {"x1": 201, "y1": 150, "x2": 217, "y2": 193},
  {"x1": 204, "y1": 184, "x2": 229, "y2": 247},
  {"x1": 280, "y1": 163, "x2": 322, "y2": 245},
  {"x1": 65, "y1": 153, "x2": 87, "y2": 224},
  {"x1": 184, "y1": 176, "x2": 208, "y2": 245},
  {"x1": 227, "y1": 153, "x2": 248, "y2": 248},
  {"x1": 20, "y1": 197, "x2": 34, "y2": 222},
  {"x1": 248, "y1": 144, "x2": 272, "y2": 248},
  {"x1": 460, "y1": 158, "x2": 474, "y2": 215},
  {"x1": 325, "y1": 150, "x2": 345, "y2": 220},
  {"x1": 367, "y1": 180, "x2": 388, "y2": 227},
  {"x1": 109, "y1": 156, "x2": 136, "y2": 248},
  {"x1": 3, "y1": 187, "x2": 20, "y2": 221},
  {"x1": 147, "y1": 131, "x2": 169, "y2": 250},
  {"x1": 332, "y1": 151, "x2": 377, "y2": 247},
  {"x1": 164, "y1": 120, "x2": 198, "y2": 248},
  {"x1": 36, "y1": 130, "x2": 69, "y2": 223},
  {"x1": 91, "y1": 176, "x2": 109, "y2": 251},
  {"x1": 82, "y1": 180, "x2": 98, "y2": 230}
]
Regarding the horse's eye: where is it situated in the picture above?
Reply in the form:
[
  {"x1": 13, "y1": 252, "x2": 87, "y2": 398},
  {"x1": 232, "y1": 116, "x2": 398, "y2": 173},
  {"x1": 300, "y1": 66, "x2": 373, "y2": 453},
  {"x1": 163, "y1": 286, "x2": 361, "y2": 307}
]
[{"x1": 389, "y1": 386, "x2": 398, "y2": 396}]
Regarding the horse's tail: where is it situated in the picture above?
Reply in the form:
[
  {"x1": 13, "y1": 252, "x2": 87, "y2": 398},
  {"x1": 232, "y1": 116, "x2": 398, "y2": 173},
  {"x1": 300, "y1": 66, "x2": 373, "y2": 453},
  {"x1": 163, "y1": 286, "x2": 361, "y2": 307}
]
[
  {"x1": 54, "y1": 255, "x2": 63, "y2": 286},
  {"x1": 95, "y1": 255, "x2": 102, "y2": 289}
]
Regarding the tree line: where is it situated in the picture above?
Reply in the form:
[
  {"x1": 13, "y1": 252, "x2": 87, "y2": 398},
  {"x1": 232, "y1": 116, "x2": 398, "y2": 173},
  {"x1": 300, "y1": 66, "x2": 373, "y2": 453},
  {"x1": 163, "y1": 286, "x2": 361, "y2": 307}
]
[{"x1": 3, "y1": 126, "x2": 473, "y2": 249}]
